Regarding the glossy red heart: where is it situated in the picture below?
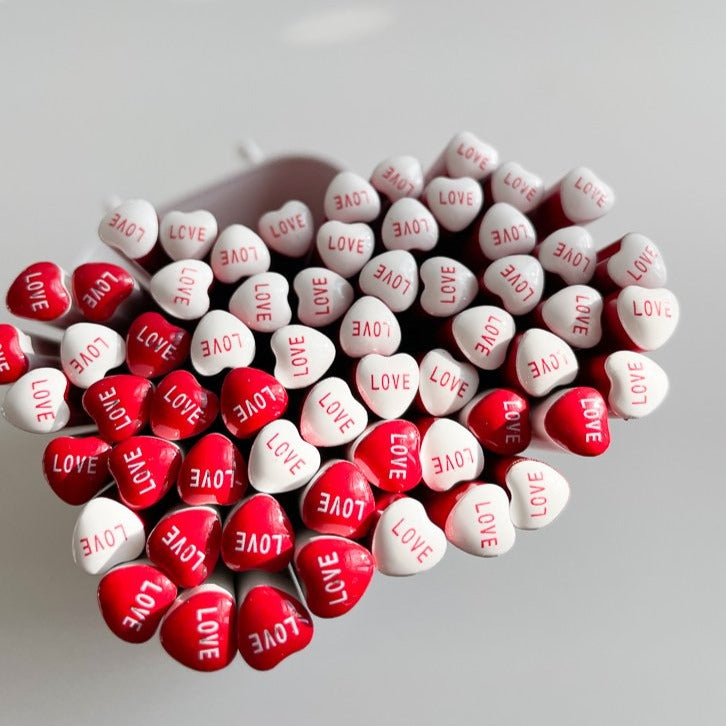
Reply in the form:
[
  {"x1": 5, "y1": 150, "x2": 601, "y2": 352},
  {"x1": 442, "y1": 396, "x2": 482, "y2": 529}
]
[
  {"x1": 177, "y1": 433, "x2": 248, "y2": 507},
  {"x1": 0, "y1": 324, "x2": 30, "y2": 384},
  {"x1": 82, "y1": 374, "x2": 154, "y2": 443},
  {"x1": 460, "y1": 388, "x2": 531, "y2": 455},
  {"x1": 125, "y1": 312, "x2": 191, "y2": 378},
  {"x1": 6, "y1": 261, "x2": 72, "y2": 321},
  {"x1": 220, "y1": 367, "x2": 288, "y2": 439},
  {"x1": 42, "y1": 435, "x2": 112, "y2": 505},
  {"x1": 97, "y1": 561, "x2": 178, "y2": 643},
  {"x1": 108, "y1": 436, "x2": 182, "y2": 510},
  {"x1": 150, "y1": 370, "x2": 219, "y2": 441},
  {"x1": 71, "y1": 262, "x2": 136, "y2": 322}
]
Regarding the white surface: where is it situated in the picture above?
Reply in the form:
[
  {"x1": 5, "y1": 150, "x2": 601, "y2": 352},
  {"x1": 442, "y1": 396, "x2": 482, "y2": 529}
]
[{"x1": 0, "y1": 1, "x2": 724, "y2": 724}]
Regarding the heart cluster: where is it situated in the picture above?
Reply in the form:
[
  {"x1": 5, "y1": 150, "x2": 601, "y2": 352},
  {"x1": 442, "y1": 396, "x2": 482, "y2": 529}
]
[{"x1": 1, "y1": 131, "x2": 678, "y2": 672}]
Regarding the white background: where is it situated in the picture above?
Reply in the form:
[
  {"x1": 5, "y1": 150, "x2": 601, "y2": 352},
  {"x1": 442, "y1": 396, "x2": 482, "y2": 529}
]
[{"x1": 0, "y1": 1, "x2": 724, "y2": 724}]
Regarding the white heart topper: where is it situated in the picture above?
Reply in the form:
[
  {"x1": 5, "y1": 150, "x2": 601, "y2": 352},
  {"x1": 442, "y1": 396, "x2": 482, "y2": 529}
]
[
  {"x1": 537, "y1": 226, "x2": 596, "y2": 285},
  {"x1": 419, "y1": 256, "x2": 478, "y2": 317},
  {"x1": 490, "y1": 161, "x2": 544, "y2": 213},
  {"x1": 190, "y1": 310, "x2": 256, "y2": 376},
  {"x1": 324, "y1": 171, "x2": 381, "y2": 223},
  {"x1": 339, "y1": 296, "x2": 401, "y2": 359},
  {"x1": 355, "y1": 353, "x2": 419, "y2": 419},
  {"x1": 60, "y1": 323, "x2": 126, "y2": 389},
  {"x1": 424, "y1": 176, "x2": 483, "y2": 232},
  {"x1": 300, "y1": 377, "x2": 368, "y2": 447},
  {"x1": 482, "y1": 254, "x2": 544, "y2": 315},
  {"x1": 358, "y1": 250, "x2": 419, "y2": 313},
  {"x1": 443, "y1": 131, "x2": 499, "y2": 179},
  {"x1": 505, "y1": 459, "x2": 570, "y2": 530},
  {"x1": 210, "y1": 224, "x2": 271, "y2": 284},
  {"x1": 607, "y1": 233, "x2": 667, "y2": 289},
  {"x1": 370, "y1": 155, "x2": 424, "y2": 202},
  {"x1": 616, "y1": 286, "x2": 679, "y2": 351},
  {"x1": 2, "y1": 367, "x2": 70, "y2": 434},
  {"x1": 271, "y1": 325, "x2": 335, "y2": 389},
  {"x1": 159, "y1": 209, "x2": 218, "y2": 261},
  {"x1": 381, "y1": 198, "x2": 438, "y2": 252},
  {"x1": 604, "y1": 351, "x2": 669, "y2": 419},
  {"x1": 228, "y1": 272, "x2": 292, "y2": 333},
  {"x1": 559, "y1": 166, "x2": 615, "y2": 224},
  {"x1": 418, "y1": 348, "x2": 479, "y2": 417},
  {"x1": 150, "y1": 259, "x2": 213, "y2": 321},
  {"x1": 451, "y1": 305, "x2": 516, "y2": 370},
  {"x1": 419, "y1": 418, "x2": 484, "y2": 492},
  {"x1": 98, "y1": 199, "x2": 158, "y2": 259},
  {"x1": 293, "y1": 267, "x2": 354, "y2": 328},
  {"x1": 477, "y1": 202, "x2": 536, "y2": 260},
  {"x1": 514, "y1": 328, "x2": 578, "y2": 397},
  {"x1": 541, "y1": 285, "x2": 603, "y2": 349},
  {"x1": 258, "y1": 200, "x2": 314, "y2": 258},
  {"x1": 316, "y1": 221, "x2": 375, "y2": 278}
]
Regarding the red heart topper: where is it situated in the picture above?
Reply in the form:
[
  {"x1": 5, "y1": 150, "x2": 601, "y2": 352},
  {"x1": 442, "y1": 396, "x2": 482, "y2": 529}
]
[
  {"x1": 6, "y1": 261, "x2": 72, "y2": 321},
  {"x1": 125, "y1": 312, "x2": 191, "y2": 378},
  {"x1": 460, "y1": 388, "x2": 531, "y2": 456},
  {"x1": 0, "y1": 324, "x2": 30, "y2": 384},
  {"x1": 71, "y1": 262, "x2": 136, "y2": 322}
]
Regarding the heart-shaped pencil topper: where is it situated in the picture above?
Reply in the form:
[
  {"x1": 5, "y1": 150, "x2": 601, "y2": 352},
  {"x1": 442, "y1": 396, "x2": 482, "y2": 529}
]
[
  {"x1": 3, "y1": 367, "x2": 71, "y2": 434},
  {"x1": 0, "y1": 324, "x2": 32, "y2": 384},
  {"x1": 510, "y1": 328, "x2": 578, "y2": 397},
  {"x1": 82, "y1": 374, "x2": 154, "y2": 442},
  {"x1": 418, "y1": 348, "x2": 479, "y2": 417},
  {"x1": 533, "y1": 386, "x2": 610, "y2": 456},
  {"x1": 146, "y1": 505, "x2": 222, "y2": 589},
  {"x1": 540, "y1": 285, "x2": 603, "y2": 349},
  {"x1": 248, "y1": 419, "x2": 321, "y2": 494},
  {"x1": 258, "y1": 200, "x2": 314, "y2": 258},
  {"x1": 498, "y1": 458, "x2": 570, "y2": 529},
  {"x1": 237, "y1": 573, "x2": 314, "y2": 671},
  {"x1": 482, "y1": 254, "x2": 545, "y2": 316},
  {"x1": 159, "y1": 209, "x2": 218, "y2": 261},
  {"x1": 210, "y1": 224, "x2": 271, "y2": 284},
  {"x1": 6, "y1": 261, "x2": 72, "y2": 321},
  {"x1": 418, "y1": 418, "x2": 484, "y2": 492},
  {"x1": 419, "y1": 256, "x2": 478, "y2": 317},
  {"x1": 355, "y1": 352, "x2": 419, "y2": 419},
  {"x1": 611, "y1": 286, "x2": 679, "y2": 351},
  {"x1": 220, "y1": 367, "x2": 288, "y2": 439},
  {"x1": 451, "y1": 305, "x2": 516, "y2": 370},
  {"x1": 98, "y1": 199, "x2": 159, "y2": 259},
  {"x1": 300, "y1": 377, "x2": 368, "y2": 447},
  {"x1": 316, "y1": 221, "x2": 375, "y2": 278},
  {"x1": 459, "y1": 388, "x2": 531, "y2": 455},
  {"x1": 293, "y1": 266, "x2": 354, "y2": 327},
  {"x1": 271, "y1": 325, "x2": 335, "y2": 390},
  {"x1": 371, "y1": 497, "x2": 447, "y2": 576},
  {"x1": 294, "y1": 535, "x2": 375, "y2": 618},
  {"x1": 190, "y1": 310, "x2": 256, "y2": 377},
  {"x1": 42, "y1": 435, "x2": 111, "y2": 505},
  {"x1": 381, "y1": 199, "x2": 439, "y2": 252},
  {"x1": 424, "y1": 176, "x2": 483, "y2": 232},
  {"x1": 537, "y1": 226, "x2": 596, "y2": 285},
  {"x1": 60, "y1": 323, "x2": 126, "y2": 389},
  {"x1": 602, "y1": 351, "x2": 669, "y2": 419},
  {"x1": 150, "y1": 259, "x2": 213, "y2": 321},
  {"x1": 370, "y1": 155, "x2": 424, "y2": 201},
  {"x1": 605, "y1": 233, "x2": 667, "y2": 289},
  {"x1": 559, "y1": 166, "x2": 615, "y2": 224},
  {"x1": 228, "y1": 271, "x2": 292, "y2": 333},
  {"x1": 97, "y1": 561, "x2": 178, "y2": 644},
  {"x1": 125, "y1": 312, "x2": 191, "y2": 379},
  {"x1": 324, "y1": 171, "x2": 381, "y2": 223},
  {"x1": 300, "y1": 460, "x2": 375, "y2": 539},
  {"x1": 350, "y1": 419, "x2": 422, "y2": 493},
  {"x1": 160, "y1": 579, "x2": 236, "y2": 672},
  {"x1": 359, "y1": 250, "x2": 419, "y2": 312},
  {"x1": 477, "y1": 203, "x2": 537, "y2": 260},
  {"x1": 490, "y1": 161, "x2": 544, "y2": 213},
  {"x1": 150, "y1": 370, "x2": 219, "y2": 441},
  {"x1": 443, "y1": 131, "x2": 499, "y2": 179},
  {"x1": 339, "y1": 296, "x2": 401, "y2": 358},
  {"x1": 178, "y1": 433, "x2": 248, "y2": 507},
  {"x1": 72, "y1": 497, "x2": 146, "y2": 575},
  {"x1": 108, "y1": 436, "x2": 183, "y2": 511},
  {"x1": 72, "y1": 263, "x2": 136, "y2": 322},
  {"x1": 221, "y1": 493, "x2": 294, "y2": 572}
]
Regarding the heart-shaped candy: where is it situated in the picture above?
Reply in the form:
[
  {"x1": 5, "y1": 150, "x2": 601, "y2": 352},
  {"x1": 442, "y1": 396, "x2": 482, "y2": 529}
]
[
  {"x1": 125, "y1": 312, "x2": 190, "y2": 378},
  {"x1": 300, "y1": 377, "x2": 368, "y2": 447},
  {"x1": 419, "y1": 256, "x2": 478, "y2": 317},
  {"x1": 82, "y1": 374, "x2": 154, "y2": 442},
  {"x1": 150, "y1": 259, "x2": 213, "y2": 320},
  {"x1": 0, "y1": 324, "x2": 33, "y2": 384},
  {"x1": 190, "y1": 310, "x2": 255, "y2": 376},
  {"x1": 97, "y1": 561, "x2": 178, "y2": 643},
  {"x1": 98, "y1": 199, "x2": 159, "y2": 259},
  {"x1": 482, "y1": 254, "x2": 544, "y2": 315},
  {"x1": 221, "y1": 493, "x2": 294, "y2": 572},
  {"x1": 293, "y1": 267, "x2": 354, "y2": 327},
  {"x1": 608, "y1": 286, "x2": 679, "y2": 351},
  {"x1": 477, "y1": 203, "x2": 537, "y2": 260},
  {"x1": 60, "y1": 323, "x2": 126, "y2": 388},
  {"x1": 451, "y1": 305, "x2": 516, "y2": 370},
  {"x1": 371, "y1": 497, "x2": 447, "y2": 576},
  {"x1": 358, "y1": 250, "x2": 419, "y2": 312},
  {"x1": 150, "y1": 370, "x2": 219, "y2": 440},
  {"x1": 442, "y1": 131, "x2": 499, "y2": 179},
  {"x1": 540, "y1": 285, "x2": 603, "y2": 349},
  {"x1": 258, "y1": 200, "x2": 314, "y2": 258},
  {"x1": 42, "y1": 435, "x2": 111, "y2": 505},
  {"x1": 228, "y1": 271, "x2": 292, "y2": 333},
  {"x1": 72, "y1": 496, "x2": 146, "y2": 575},
  {"x1": 316, "y1": 221, "x2": 375, "y2": 278},
  {"x1": 271, "y1": 325, "x2": 335, "y2": 389},
  {"x1": 370, "y1": 155, "x2": 424, "y2": 201},
  {"x1": 381, "y1": 198, "x2": 438, "y2": 252},
  {"x1": 490, "y1": 161, "x2": 544, "y2": 213},
  {"x1": 418, "y1": 348, "x2": 479, "y2": 416},
  {"x1": 220, "y1": 367, "x2": 288, "y2": 438},
  {"x1": 146, "y1": 505, "x2": 222, "y2": 588},
  {"x1": 210, "y1": 224, "x2": 271, "y2": 283},
  {"x1": 71, "y1": 263, "x2": 136, "y2": 322},
  {"x1": 602, "y1": 233, "x2": 667, "y2": 289},
  {"x1": 459, "y1": 388, "x2": 531, "y2": 455},
  {"x1": 355, "y1": 352, "x2": 419, "y2": 419},
  {"x1": 324, "y1": 171, "x2": 381, "y2": 223},
  {"x1": 537, "y1": 226, "x2": 596, "y2": 285},
  {"x1": 299, "y1": 460, "x2": 375, "y2": 539},
  {"x1": 424, "y1": 176, "x2": 483, "y2": 232},
  {"x1": 339, "y1": 296, "x2": 401, "y2": 358},
  {"x1": 159, "y1": 209, "x2": 218, "y2": 260},
  {"x1": 177, "y1": 433, "x2": 248, "y2": 506},
  {"x1": 294, "y1": 534, "x2": 375, "y2": 618},
  {"x1": 3, "y1": 367, "x2": 71, "y2": 434},
  {"x1": 558, "y1": 166, "x2": 615, "y2": 224},
  {"x1": 509, "y1": 328, "x2": 578, "y2": 397},
  {"x1": 108, "y1": 436, "x2": 183, "y2": 510},
  {"x1": 6, "y1": 261, "x2": 72, "y2": 322},
  {"x1": 601, "y1": 350, "x2": 669, "y2": 419},
  {"x1": 248, "y1": 419, "x2": 321, "y2": 494},
  {"x1": 350, "y1": 419, "x2": 422, "y2": 492}
]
